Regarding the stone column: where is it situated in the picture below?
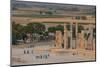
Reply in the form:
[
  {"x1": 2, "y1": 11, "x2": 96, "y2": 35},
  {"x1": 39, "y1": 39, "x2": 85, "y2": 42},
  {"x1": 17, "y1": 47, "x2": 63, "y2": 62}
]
[
  {"x1": 45, "y1": 23, "x2": 48, "y2": 31},
  {"x1": 93, "y1": 39, "x2": 96, "y2": 51},
  {"x1": 70, "y1": 22, "x2": 73, "y2": 49},
  {"x1": 55, "y1": 31, "x2": 63, "y2": 48},
  {"x1": 93, "y1": 26, "x2": 96, "y2": 51},
  {"x1": 77, "y1": 31, "x2": 85, "y2": 49},
  {"x1": 79, "y1": 31, "x2": 85, "y2": 49},
  {"x1": 87, "y1": 25, "x2": 94, "y2": 50},
  {"x1": 75, "y1": 22, "x2": 78, "y2": 49},
  {"x1": 64, "y1": 23, "x2": 68, "y2": 49}
]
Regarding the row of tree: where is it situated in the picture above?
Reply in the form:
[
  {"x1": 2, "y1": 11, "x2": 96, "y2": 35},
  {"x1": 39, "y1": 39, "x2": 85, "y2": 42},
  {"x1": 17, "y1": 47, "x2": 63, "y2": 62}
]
[
  {"x1": 12, "y1": 22, "x2": 84, "y2": 36},
  {"x1": 12, "y1": 22, "x2": 89, "y2": 44}
]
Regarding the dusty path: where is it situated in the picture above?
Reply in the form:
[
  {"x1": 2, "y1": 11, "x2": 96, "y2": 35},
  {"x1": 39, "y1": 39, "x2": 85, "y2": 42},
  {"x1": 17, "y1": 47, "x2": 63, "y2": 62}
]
[
  {"x1": 11, "y1": 41, "x2": 95, "y2": 66},
  {"x1": 12, "y1": 17, "x2": 95, "y2": 24}
]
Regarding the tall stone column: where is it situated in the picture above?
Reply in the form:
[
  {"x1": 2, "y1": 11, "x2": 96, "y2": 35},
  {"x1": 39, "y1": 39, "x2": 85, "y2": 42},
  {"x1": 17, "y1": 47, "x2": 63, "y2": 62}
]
[
  {"x1": 44, "y1": 23, "x2": 48, "y2": 31},
  {"x1": 79, "y1": 31, "x2": 85, "y2": 49},
  {"x1": 70, "y1": 22, "x2": 73, "y2": 49},
  {"x1": 93, "y1": 39, "x2": 96, "y2": 51},
  {"x1": 75, "y1": 22, "x2": 78, "y2": 49},
  {"x1": 87, "y1": 24, "x2": 94, "y2": 50},
  {"x1": 93, "y1": 26, "x2": 96, "y2": 51},
  {"x1": 55, "y1": 31, "x2": 63, "y2": 48},
  {"x1": 64, "y1": 23, "x2": 68, "y2": 49}
]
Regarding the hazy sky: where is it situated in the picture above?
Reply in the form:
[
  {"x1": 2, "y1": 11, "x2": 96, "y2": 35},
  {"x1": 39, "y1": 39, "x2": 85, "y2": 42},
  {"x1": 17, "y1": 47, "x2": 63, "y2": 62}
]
[{"x1": 19, "y1": 0, "x2": 96, "y2": 5}]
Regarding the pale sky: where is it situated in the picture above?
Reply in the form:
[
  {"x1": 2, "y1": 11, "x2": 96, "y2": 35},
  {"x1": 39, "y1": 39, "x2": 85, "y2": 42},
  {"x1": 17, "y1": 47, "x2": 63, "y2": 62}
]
[{"x1": 18, "y1": 0, "x2": 96, "y2": 5}]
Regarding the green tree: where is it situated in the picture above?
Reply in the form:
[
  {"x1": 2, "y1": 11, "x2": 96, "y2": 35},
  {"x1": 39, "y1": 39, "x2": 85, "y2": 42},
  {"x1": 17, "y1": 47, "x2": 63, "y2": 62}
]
[
  {"x1": 78, "y1": 25, "x2": 84, "y2": 33},
  {"x1": 48, "y1": 27, "x2": 56, "y2": 33},
  {"x1": 48, "y1": 25, "x2": 64, "y2": 33},
  {"x1": 39, "y1": 11, "x2": 43, "y2": 15},
  {"x1": 12, "y1": 22, "x2": 24, "y2": 39},
  {"x1": 12, "y1": 22, "x2": 24, "y2": 44},
  {"x1": 45, "y1": 11, "x2": 53, "y2": 15},
  {"x1": 56, "y1": 25, "x2": 64, "y2": 31},
  {"x1": 26, "y1": 23, "x2": 46, "y2": 34}
]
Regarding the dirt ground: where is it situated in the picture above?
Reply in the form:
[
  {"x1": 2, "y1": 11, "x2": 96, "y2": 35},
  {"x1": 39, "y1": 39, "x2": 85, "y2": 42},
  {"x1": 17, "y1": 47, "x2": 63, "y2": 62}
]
[{"x1": 11, "y1": 41, "x2": 96, "y2": 66}]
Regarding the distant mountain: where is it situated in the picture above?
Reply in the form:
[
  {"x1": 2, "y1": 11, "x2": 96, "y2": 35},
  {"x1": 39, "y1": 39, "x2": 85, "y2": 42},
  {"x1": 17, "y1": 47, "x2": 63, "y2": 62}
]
[{"x1": 11, "y1": 0, "x2": 96, "y2": 14}]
